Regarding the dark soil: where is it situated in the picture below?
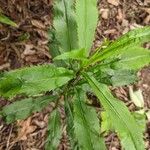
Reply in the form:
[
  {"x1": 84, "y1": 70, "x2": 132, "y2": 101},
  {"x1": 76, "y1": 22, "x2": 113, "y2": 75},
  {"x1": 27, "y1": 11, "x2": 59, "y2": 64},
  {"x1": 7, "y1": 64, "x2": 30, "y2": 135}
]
[{"x1": 0, "y1": 0, "x2": 150, "y2": 149}]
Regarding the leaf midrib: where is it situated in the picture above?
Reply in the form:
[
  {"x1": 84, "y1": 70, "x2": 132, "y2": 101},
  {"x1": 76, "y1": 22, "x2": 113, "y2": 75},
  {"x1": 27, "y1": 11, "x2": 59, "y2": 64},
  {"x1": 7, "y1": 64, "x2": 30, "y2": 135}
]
[{"x1": 84, "y1": 73, "x2": 139, "y2": 150}]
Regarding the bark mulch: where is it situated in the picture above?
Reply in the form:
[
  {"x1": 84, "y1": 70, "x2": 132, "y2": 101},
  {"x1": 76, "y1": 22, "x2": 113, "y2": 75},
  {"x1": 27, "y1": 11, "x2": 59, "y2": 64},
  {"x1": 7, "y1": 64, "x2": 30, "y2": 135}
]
[{"x1": 0, "y1": 0, "x2": 150, "y2": 149}]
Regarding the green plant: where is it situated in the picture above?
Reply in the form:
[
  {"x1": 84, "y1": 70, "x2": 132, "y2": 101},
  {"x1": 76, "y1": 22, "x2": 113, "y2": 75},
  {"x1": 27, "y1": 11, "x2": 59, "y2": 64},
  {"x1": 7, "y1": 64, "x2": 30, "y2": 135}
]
[
  {"x1": 0, "y1": 13, "x2": 17, "y2": 27},
  {"x1": 0, "y1": 0, "x2": 150, "y2": 149}
]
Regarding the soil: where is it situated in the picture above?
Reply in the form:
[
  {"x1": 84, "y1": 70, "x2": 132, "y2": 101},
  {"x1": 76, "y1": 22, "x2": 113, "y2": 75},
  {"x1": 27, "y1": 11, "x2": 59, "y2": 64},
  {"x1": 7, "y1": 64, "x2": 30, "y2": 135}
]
[{"x1": 0, "y1": 0, "x2": 150, "y2": 149}]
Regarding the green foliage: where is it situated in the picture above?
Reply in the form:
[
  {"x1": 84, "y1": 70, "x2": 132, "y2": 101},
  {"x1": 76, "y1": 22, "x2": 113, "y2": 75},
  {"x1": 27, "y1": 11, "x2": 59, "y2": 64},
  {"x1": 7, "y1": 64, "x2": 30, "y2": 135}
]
[
  {"x1": 0, "y1": 95, "x2": 57, "y2": 124},
  {"x1": 0, "y1": 65, "x2": 74, "y2": 98},
  {"x1": 74, "y1": 89, "x2": 106, "y2": 150},
  {"x1": 83, "y1": 73, "x2": 145, "y2": 150},
  {"x1": 54, "y1": 48, "x2": 87, "y2": 61},
  {"x1": 76, "y1": 0, "x2": 98, "y2": 56},
  {"x1": 86, "y1": 26, "x2": 150, "y2": 66},
  {"x1": 51, "y1": 0, "x2": 78, "y2": 54},
  {"x1": 45, "y1": 109, "x2": 62, "y2": 150},
  {"x1": 0, "y1": 0, "x2": 150, "y2": 149},
  {"x1": 0, "y1": 13, "x2": 18, "y2": 27}
]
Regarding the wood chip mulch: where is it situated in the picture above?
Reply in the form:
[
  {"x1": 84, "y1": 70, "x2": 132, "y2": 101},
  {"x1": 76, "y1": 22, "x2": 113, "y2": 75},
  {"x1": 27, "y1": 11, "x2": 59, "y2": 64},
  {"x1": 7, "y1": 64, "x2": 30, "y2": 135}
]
[{"x1": 0, "y1": 0, "x2": 150, "y2": 149}]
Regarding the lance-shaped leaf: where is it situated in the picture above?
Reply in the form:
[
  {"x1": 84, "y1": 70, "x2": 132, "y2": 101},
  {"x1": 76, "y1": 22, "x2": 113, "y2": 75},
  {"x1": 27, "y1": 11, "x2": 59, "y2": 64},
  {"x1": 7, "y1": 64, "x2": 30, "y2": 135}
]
[
  {"x1": 0, "y1": 95, "x2": 57, "y2": 124},
  {"x1": 0, "y1": 13, "x2": 18, "y2": 27},
  {"x1": 0, "y1": 65, "x2": 74, "y2": 98},
  {"x1": 89, "y1": 46, "x2": 150, "y2": 86},
  {"x1": 50, "y1": 0, "x2": 78, "y2": 55},
  {"x1": 45, "y1": 109, "x2": 62, "y2": 150},
  {"x1": 65, "y1": 98, "x2": 80, "y2": 149},
  {"x1": 54, "y1": 48, "x2": 87, "y2": 61},
  {"x1": 76, "y1": 0, "x2": 98, "y2": 56},
  {"x1": 83, "y1": 73, "x2": 145, "y2": 150},
  {"x1": 112, "y1": 47, "x2": 150, "y2": 71},
  {"x1": 87, "y1": 27, "x2": 150, "y2": 66},
  {"x1": 74, "y1": 88, "x2": 106, "y2": 150}
]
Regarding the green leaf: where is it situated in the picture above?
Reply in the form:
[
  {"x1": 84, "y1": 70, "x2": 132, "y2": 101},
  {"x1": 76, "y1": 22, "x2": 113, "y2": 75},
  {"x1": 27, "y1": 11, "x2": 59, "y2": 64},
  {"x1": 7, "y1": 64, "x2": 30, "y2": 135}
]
[
  {"x1": 0, "y1": 13, "x2": 18, "y2": 27},
  {"x1": 45, "y1": 109, "x2": 62, "y2": 150},
  {"x1": 83, "y1": 73, "x2": 145, "y2": 150},
  {"x1": 65, "y1": 97, "x2": 80, "y2": 149},
  {"x1": 87, "y1": 27, "x2": 150, "y2": 66},
  {"x1": 101, "y1": 111, "x2": 114, "y2": 133},
  {"x1": 1, "y1": 95, "x2": 57, "y2": 124},
  {"x1": 76, "y1": 0, "x2": 98, "y2": 56},
  {"x1": 90, "y1": 46, "x2": 150, "y2": 86},
  {"x1": 54, "y1": 48, "x2": 87, "y2": 61},
  {"x1": 0, "y1": 65, "x2": 74, "y2": 98},
  {"x1": 112, "y1": 47, "x2": 150, "y2": 71},
  {"x1": 132, "y1": 112, "x2": 146, "y2": 133},
  {"x1": 51, "y1": 0, "x2": 78, "y2": 54},
  {"x1": 92, "y1": 67, "x2": 137, "y2": 86},
  {"x1": 74, "y1": 88, "x2": 106, "y2": 150}
]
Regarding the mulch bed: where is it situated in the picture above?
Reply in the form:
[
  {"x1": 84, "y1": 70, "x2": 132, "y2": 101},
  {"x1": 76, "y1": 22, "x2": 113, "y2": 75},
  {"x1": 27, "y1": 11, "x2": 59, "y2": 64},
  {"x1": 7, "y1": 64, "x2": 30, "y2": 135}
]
[{"x1": 0, "y1": 0, "x2": 150, "y2": 149}]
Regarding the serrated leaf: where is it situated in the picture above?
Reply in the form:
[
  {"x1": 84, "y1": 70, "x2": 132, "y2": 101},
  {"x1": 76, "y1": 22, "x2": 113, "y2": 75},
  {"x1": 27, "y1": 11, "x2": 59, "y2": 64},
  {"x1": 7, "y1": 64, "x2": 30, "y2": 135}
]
[
  {"x1": 112, "y1": 47, "x2": 150, "y2": 71},
  {"x1": 45, "y1": 109, "x2": 62, "y2": 150},
  {"x1": 83, "y1": 73, "x2": 145, "y2": 150},
  {"x1": 87, "y1": 27, "x2": 150, "y2": 66},
  {"x1": 51, "y1": 0, "x2": 78, "y2": 54},
  {"x1": 76, "y1": 0, "x2": 98, "y2": 56},
  {"x1": 0, "y1": 13, "x2": 18, "y2": 27},
  {"x1": 1, "y1": 95, "x2": 57, "y2": 124},
  {"x1": 65, "y1": 98, "x2": 80, "y2": 149},
  {"x1": 92, "y1": 67, "x2": 137, "y2": 86},
  {"x1": 0, "y1": 65, "x2": 74, "y2": 98},
  {"x1": 54, "y1": 48, "x2": 87, "y2": 61},
  {"x1": 74, "y1": 88, "x2": 106, "y2": 150}
]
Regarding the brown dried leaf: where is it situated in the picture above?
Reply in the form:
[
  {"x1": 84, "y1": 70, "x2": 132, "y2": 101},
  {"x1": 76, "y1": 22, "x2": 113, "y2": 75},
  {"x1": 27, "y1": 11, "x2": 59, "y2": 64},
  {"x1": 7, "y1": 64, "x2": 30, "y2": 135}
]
[
  {"x1": 107, "y1": 0, "x2": 120, "y2": 6},
  {"x1": 17, "y1": 118, "x2": 37, "y2": 141},
  {"x1": 31, "y1": 19, "x2": 45, "y2": 29}
]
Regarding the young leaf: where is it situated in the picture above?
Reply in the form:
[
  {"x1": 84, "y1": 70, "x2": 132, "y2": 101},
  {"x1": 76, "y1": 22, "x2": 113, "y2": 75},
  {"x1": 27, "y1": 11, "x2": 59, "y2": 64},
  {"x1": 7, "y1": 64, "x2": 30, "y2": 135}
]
[
  {"x1": 45, "y1": 109, "x2": 62, "y2": 150},
  {"x1": 52, "y1": 0, "x2": 78, "y2": 54},
  {"x1": 54, "y1": 48, "x2": 87, "y2": 61},
  {"x1": 83, "y1": 73, "x2": 145, "y2": 150},
  {"x1": 74, "y1": 88, "x2": 106, "y2": 150},
  {"x1": 87, "y1": 27, "x2": 150, "y2": 66},
  {"x1": 1, "y1": 95, "x2": 57, "y2": 124},
  {"x1": 0, "y1": 65, "x2": 74, "y2": 98},
  {"x1": 0, "y1": 13, "x2": 18, "y2": 27},
  {"x1": 76, "y1": 0, "x2": 98, "y2": 56}
]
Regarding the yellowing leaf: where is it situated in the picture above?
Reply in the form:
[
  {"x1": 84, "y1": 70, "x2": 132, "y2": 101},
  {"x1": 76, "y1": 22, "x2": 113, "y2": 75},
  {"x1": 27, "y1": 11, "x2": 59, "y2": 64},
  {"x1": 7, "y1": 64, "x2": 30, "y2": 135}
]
[{"x1": 129, "y1": 87, "x2": 144, "y2": 108}]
